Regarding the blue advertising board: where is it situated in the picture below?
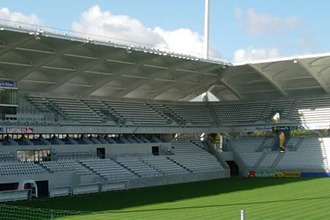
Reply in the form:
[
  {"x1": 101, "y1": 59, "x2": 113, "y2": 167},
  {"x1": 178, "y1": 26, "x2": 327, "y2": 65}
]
[{"x1": 0, "y1": 80, "x2": 16, "y2": 88}]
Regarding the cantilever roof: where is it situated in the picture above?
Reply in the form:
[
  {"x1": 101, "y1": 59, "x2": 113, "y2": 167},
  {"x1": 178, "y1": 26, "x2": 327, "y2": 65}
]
[
  {"x1": 225, "y1": 54, "x2": 330, "y2": 100},
  {"x1": 1, "y1": 26, "x2": 330, "y2": 101}
]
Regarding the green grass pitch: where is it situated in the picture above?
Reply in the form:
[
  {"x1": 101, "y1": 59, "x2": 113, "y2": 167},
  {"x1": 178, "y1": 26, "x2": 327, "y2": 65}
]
[{"x1": 8, "y1": 177, "x2": 330, "y2": 219}]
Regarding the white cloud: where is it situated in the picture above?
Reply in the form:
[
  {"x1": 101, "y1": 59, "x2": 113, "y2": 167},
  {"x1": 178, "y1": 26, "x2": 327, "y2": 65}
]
[
  {"x1": 235, "y1": 7, "x2": 301, "y2": 36},
  {"x1": 153, "y1": 27, "x2": 205, "y2": 56},
  {"x1": 233, "y1": 47, "x2": 280, "y2": 63},
  {"x1": 0, "y1": 7, "x2": 41, "y2": 25},
  {"x1": 72, "y1": 5, "x2": 164, "y2": 46},
  {"x1": 298, "y1": 35, "x2": 320, "y2": 50},
  {"x1": 233, "y1": 8, "x2": 319, "y2": 61},
  {"x1": 72, "y1": 5, "x2": 218, "y2": 58}
]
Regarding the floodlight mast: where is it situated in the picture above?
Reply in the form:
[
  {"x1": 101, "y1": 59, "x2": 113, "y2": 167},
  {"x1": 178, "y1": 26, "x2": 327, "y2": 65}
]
[
  {"x1": 202, "y1": 0, "x2": 211, "y2": 102},
  {"x1": 204, "y1": 0, "x2": 210, "y2": 59}
]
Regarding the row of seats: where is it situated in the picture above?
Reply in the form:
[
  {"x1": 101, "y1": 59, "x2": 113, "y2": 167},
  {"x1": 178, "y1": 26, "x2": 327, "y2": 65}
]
[
  {"x1": 230, "y1": 136, "x2": 330, "y2": 171},
  {"x1": 0, "y1": 162, "x2": 46, "y2": 176},
  {"x1": 0, "y1": 152, "x2": 15, "y2": 161},
  {"x1": 142, "y1": 156, "x2": 189, "y2": 175},
  {"x1": 116, "y1": 157, "x2": 163, "y2": 177},
  {"x1": 41, "y1": 160, "x2": 94, "y2": 175},
  {"x1": 0, "y1": 136, "x2": 163, "y2": 146},
  {"x1": 168, "y1": 154, "x2": 224, "y2": 172},
  {"x1": 80, "y1": 159, "x2": 137, "y2": 181},
  {"x1": 0, "y1": 141, "x2": 222, "y2": 178},
  {"x1": 22, "y1": 93, "x2": 330, "y2": 126}
]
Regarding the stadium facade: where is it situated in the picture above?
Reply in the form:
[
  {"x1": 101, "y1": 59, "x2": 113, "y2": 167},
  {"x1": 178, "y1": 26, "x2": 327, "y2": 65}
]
[{"x1": 1, "y1": 24, "x2": 330, "y2": 201}]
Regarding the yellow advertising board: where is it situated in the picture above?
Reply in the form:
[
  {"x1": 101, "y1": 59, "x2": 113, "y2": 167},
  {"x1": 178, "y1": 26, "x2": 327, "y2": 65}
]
[{"x1": 275, "y1": 172, "x2": 301, "y2": 177}]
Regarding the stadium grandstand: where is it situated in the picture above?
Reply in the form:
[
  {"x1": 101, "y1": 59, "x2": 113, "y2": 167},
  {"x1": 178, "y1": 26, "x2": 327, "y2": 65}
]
[{"x1": 1, "y1": 22, "x2": 330, "y2": 204}]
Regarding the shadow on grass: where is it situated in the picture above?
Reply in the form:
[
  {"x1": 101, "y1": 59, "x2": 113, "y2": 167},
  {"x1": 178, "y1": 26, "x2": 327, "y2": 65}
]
[
  {"x1": 106, "y1": 195, "x2": 330, "y2": 214},
  {"x1": 8, "y1": 177, "x2": 316, "y2": 212}
]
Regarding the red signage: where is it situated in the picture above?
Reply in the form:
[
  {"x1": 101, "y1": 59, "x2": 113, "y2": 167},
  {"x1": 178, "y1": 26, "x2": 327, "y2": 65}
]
[{"x1": 6, "y1": 127, "x2": 34, "y2": 134}]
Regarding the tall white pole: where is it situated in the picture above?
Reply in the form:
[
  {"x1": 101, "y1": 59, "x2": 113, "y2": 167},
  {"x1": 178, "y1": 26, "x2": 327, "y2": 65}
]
[
  {"x1": 204, "y1": 0, "x2": 210, "y2": 59},
  {"x1": 241, "y1": 210, "x2": 245, "y2": 220}
]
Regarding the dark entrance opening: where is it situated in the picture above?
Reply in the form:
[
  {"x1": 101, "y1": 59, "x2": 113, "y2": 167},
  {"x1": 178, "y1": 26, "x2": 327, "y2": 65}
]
[
  {"x1": 36, "y1": 180, "x2": 49, "y2": 197},
  {"x1": 152, "y1": 146, "x2": 159, "y2": 156},
  {"x1": 226, "y1": 161, "x2": 239, "y2": 176},
  {"x1": 0, "y1": 182, "x2": 18, "y2": 191},
  {"x1": 97, "y1": 148, "x2": 105, "y2": 159}
]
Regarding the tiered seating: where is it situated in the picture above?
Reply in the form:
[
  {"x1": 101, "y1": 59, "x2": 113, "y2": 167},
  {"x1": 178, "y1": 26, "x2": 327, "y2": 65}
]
[
  {"x1": 88, "y1": 136, "x2": 102, "y2": 144},
  {"x1": 116, "y1": 157, "x2": 162, "y2": 177},
  {"x1": 19, "y1": 93, "x2": 330, "y2": 127},
  {"x1": 25, "y1": 95, "x2": 51, "y2": 112},
  {"x1": 292, "y1": 96, "x2": 330, "y2": 124},
  {"x1": 262, "y1": 99, "x2": 295, "y2": 120},
  {"x1": 80, "y1": 159, "x2": 137, "y2": 181},
  {"x1": 133, "y1": 136, "x2": 144, "y2": 143},
  {"x1": 81, "y1": 99, "x2": 109, "y2": 121},
  {"x1": 164, "y1": 103, "x2": 213, "y2": 125},
  {"x1": 48, "y1": 97, "x2": 104, "y2": 124},
  {"x1": 229, "y1": 136, "x2": 330, "y2": 171},
  {"x1": 0, "y1": 152, "x2": 15, "y2": 162},
  {"x1": 263, "y1": 137, "x2": 274, "y2": 148},
  {"x1": 119, "y1": 137, "x2": 130, "y2": 143},
  {"x1": 140, "y1": 136, "x2": 151, "y2": 143},
  {"x1": 258, "y1": 152, "x2": 278, "y2": 168},
  {"x1": 142, "y1": 156, "x2": 189, "y2": 175},
  {"x1": 276, "y1": 137, "x2": 327, "y2": 170},
  {"x1": 286, "y1": 136, "x2": 300, "y2": 149},
  {"x1": 48, "y1": 136, "x2": 65, "y2": 145},
  {"x1": 171, "y1": 141, "x2": 207, "y2": 154},
  {"x1": 31, "y1": 137, "x2": 52, "y2": 145},
  {"x1": 169, "y1": 141, "x2": 225, "y2": 172},
  {"x1": 75, "y1": 137, "x2": 93, "y2": 145},
  {"x1": 17, "y1": 137, "x2": 34, "y2": 145},
  {"x1": 62, "y1": 137, "x2": 78, "y2": 145},
  {"x1": 41, "y1": 160, "x2": 93, "y2": 175},
  {"x1": 230, "y1": 137, "x2": 265, "y2": 167},
  {"x1": 1, "y1": 137, "x2": 18, "y2": 146},
  {"x1": 213, "y1": 101, "x2": 268, "y2": 124},
  {"x1": 103, "y1": 100, "x2": 170, "y2": 125},
  {"x1": 146, "y1": 102, "x2": 182, "y2": 125},
  {"x1": 168, "y1": 153, "x2": 223, "y2": 172},
  {"x1": 126, "y1": 136, "x2": 137, "y2": 143},
  {"x1": 238, "y1": 152, "x2": 264, "y2": 167},
  {"x1": 94, "y1": 136, "x2": 109, "y2": 144},
  {"x1": 0, "y1": 162, "x2": 46, "y2": 176}
]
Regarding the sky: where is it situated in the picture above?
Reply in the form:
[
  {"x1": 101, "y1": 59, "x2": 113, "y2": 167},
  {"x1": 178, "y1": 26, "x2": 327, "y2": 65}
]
[{"x1": 1, "y1": 0, "x2": 330, "y2": 63}]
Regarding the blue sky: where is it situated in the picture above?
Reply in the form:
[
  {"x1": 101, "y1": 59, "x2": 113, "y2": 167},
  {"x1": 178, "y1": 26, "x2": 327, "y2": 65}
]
[{"x1": 1, "y1": 0, "x2": 330, "y2": 62}]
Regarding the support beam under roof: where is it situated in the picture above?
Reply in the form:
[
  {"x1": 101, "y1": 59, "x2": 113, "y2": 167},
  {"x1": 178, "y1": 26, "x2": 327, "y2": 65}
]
[
  {"x1": 249, "y1": 63, "x2": 288, "y2": 97},
  {"x1": 297, "y1": 59, "x2": 330, "y2": 93}
]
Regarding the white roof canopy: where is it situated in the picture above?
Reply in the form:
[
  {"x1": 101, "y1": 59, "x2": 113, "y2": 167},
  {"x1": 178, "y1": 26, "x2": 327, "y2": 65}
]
[{"x1": 1, "y1": 27, "x2": 330, "y2": 101}]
